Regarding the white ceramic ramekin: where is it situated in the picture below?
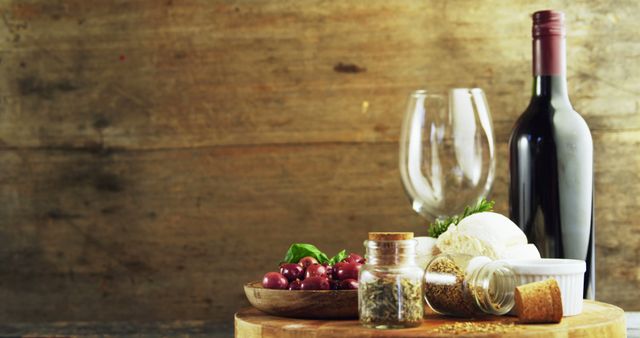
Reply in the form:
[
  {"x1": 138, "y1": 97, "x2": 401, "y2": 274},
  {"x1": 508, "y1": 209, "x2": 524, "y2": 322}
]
[{"x1": 502, "y1": 259, "x2": 586, "y2": 316}]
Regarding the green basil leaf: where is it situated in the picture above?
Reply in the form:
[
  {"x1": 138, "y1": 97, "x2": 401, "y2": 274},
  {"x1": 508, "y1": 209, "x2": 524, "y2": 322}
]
[
  {"x1": 428, "y1": 198, "x2": 495, "y2": 238},
  {"x1": 282, "y1": 243, "x2": 329, "y2": 264},
  {"x1": 328, "y1": 249, "x2": 348, "y2": 265}
]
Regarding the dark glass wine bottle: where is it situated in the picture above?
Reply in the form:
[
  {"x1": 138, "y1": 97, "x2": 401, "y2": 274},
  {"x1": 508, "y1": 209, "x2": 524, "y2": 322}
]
[{"x1": 509, "y1": 10, "x2": 595, "y2": 299}]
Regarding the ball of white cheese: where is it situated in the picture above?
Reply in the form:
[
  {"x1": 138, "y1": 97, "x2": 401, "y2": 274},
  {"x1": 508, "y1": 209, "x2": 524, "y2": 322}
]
[
  {"x1": 435, "y1": 212, "x2": 541, "y2": 260},
  {"x1": 415, "y1": 236, "x2": 438, "y2": 269}
]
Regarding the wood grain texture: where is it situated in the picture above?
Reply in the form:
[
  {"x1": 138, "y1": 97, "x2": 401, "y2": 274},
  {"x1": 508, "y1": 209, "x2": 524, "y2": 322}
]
[
  {"x1": 0, "y1": 143, "x2": 427, "y2": 322},
  {"x1": 0, "y1": 0, "x2": 637, "y2": 328},
  {"x1": 0, "y1": 321, "x2": 232, "y2": 338},
  {"x1": 234, "y1": 301, "x2": 627, "y2": 338}
]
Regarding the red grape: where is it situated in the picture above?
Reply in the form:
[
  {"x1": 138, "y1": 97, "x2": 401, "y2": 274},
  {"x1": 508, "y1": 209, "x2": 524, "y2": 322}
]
[
  {"x1": 339, "y1": 279, "x2": 358, "y2": 290},
  {"x1": 344, "y1": 253, "x2": 365, "y2": 264},
  {"x1": 288, "y1": 279, "x2": 302, "y2": 290},
  {"x1": 329, "y1": 279, "x2": 340, "y2": 290},
  {"x1": 336, "y1": 263, "x2": 361, "y2": 281},
  {"x1": 300, "y1": 276, "x2": 330, "y2": 290},
  {"x1": 305, "y1": 263, "x2": 327, "y2": 279},
  {"x1": 280, "y1": 263, "x2": 304, "y2": 282},
  {"x1": 262, "y1": 272, "x2": 288, "y2": 289},
  {"x1": 298, "y1": 256, "x2": 318, "y2": 268},
  {"x1": 333, "y1": 262, "x2": 347, "y2": 279},
  {"x1": 322, "y1": 263, "x2": 334, "y2": 279}
]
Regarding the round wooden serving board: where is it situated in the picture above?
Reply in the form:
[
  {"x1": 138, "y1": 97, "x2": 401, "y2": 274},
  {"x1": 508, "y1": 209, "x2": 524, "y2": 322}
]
[{"x1": 235, "y1": 300, "x2": 625, "y2": 337}]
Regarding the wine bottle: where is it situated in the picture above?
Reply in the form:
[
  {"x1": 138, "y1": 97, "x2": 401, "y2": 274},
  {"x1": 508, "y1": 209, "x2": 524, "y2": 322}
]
[{"x1": 508, "y1": 10, "x2": 595, "y2": 299}]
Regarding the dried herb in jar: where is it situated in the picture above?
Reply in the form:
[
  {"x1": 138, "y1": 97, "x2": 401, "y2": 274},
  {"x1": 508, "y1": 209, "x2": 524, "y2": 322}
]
[
  {"x1": 359, "y1": 232, "x2": 424, "y2": 329},
  {"x1": 359, "y1": 276, "x2": 423, "y2": 328},
  {"x1": 423, "y1": 256, "x2": 481, "y2": 317}
]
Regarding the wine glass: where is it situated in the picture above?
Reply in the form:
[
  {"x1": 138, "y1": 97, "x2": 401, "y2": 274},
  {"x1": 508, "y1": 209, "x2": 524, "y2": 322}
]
[{"x1": 399, "y1": 88, "x2": 496, "y2": 220}]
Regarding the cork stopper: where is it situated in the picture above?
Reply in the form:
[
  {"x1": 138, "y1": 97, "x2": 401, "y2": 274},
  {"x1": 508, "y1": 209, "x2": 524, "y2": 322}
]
[
  {"x1": 514, "y1": 279, "x2": 563, "y2": 323},
  {"x1": 368, "y1": 232, "x2": 414, "y2": 241}
]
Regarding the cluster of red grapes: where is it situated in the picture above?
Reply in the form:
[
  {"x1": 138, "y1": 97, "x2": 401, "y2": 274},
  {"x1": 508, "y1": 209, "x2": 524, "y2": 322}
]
[{"x1": 262, "y1": 253, "x2": 365, "y2": 290}]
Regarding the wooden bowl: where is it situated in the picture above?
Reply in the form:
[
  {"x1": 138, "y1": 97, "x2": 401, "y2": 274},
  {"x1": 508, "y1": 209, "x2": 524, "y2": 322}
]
[{"x1": 243, "y1": 281, "x2": 358, "y2": 319}]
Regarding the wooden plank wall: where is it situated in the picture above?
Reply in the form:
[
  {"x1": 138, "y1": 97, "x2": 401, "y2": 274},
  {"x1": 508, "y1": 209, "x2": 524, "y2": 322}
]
[{"x1": 0, "y1": 0, "x2": 638, "y2": 327}]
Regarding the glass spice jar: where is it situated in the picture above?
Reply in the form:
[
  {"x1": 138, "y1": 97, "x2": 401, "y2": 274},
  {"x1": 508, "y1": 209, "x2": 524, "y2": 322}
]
[
  {"x1": 358, "y1": 232, "x2": 424, "y2": 329},
  {"x1": 423, "y1": 253, "x2": 516, "y2": 317}
]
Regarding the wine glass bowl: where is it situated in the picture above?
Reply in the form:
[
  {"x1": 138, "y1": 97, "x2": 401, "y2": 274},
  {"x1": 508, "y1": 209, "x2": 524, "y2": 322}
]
[{"x1": 399, "y1": 88, "x2": 496, "y2": 220}]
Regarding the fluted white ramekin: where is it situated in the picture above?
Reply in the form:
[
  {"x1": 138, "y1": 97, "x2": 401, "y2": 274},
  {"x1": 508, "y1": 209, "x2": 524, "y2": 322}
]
[{"x1": 502, "y1": 259, "x2": 586, "y2": 316}]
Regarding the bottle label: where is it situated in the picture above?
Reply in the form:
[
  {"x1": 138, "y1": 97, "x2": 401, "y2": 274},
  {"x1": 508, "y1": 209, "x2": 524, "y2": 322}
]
[{"x1": 553, "y1": 111, "x2": 593, "y2": 261}]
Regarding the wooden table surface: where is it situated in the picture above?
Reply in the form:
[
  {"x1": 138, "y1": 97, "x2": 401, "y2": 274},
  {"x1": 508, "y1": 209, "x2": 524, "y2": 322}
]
[
  {"x1": 0, "y1": 322, "x2": 232, "y2": 338},
  {"x1": 0, "y1": 310, "x2": 635, "y2": 337},
  {"x1": 235, "y1": 301, "x2": 632, "y2": 338}
]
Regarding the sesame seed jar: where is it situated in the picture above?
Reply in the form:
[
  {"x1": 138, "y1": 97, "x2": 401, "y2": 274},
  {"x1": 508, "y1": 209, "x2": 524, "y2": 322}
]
[{"x1": 423, "y1": 253, "x2": 516, "y2": 317}]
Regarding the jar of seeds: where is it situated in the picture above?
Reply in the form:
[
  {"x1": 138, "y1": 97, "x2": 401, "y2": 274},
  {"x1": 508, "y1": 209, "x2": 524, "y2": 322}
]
[
  {"x1": 359, "y1": 232, "x2": 424, "y2": 329},
  {"x1": 423, "y1": 253, "x2": 516, "y2": 317}
]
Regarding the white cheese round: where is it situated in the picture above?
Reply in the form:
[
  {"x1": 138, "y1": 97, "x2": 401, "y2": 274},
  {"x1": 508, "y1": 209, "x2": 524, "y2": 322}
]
[{"x1": 435, "y1": 212, "x2": 540, "y2": 260}]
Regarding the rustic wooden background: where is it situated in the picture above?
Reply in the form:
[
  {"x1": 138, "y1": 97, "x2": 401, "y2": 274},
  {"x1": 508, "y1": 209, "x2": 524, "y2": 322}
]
[{"x1": 0, "y1": 0, "x2": 637, "y2": 331}]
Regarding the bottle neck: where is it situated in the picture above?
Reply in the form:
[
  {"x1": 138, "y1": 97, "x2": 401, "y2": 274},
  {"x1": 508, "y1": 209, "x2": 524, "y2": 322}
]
[
  {"x1": 532, "y1": 32, "x2": 569, "y2": 100},
  {"x1": 532, "y1": 75, "x2": 569, "y2": 99},
  {"x1": 533, "y1": 34, "x2": 566, "y2": 76}
]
